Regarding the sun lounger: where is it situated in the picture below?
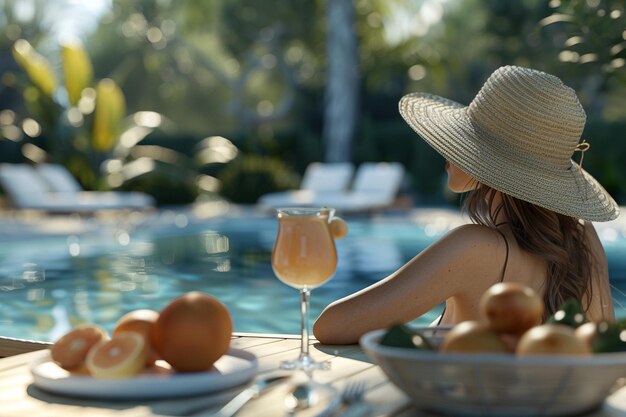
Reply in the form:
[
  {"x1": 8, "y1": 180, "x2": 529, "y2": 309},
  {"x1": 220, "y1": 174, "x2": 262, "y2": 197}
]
[
  {"x1": 257, "y1": 162, "x2": 355, "y2": 208},
  {"x1": 258, "y1": 162, "x2": 405, "y2": 213},
  {"x1": 36, "y1": 163, "x2": 91, "y2": 193},
  {"x1": 0, "y1": 164, "x2": 155, "y2": 212},
  {"x1": 319, "y1": 162, "x2": 405, "y2": 213}
]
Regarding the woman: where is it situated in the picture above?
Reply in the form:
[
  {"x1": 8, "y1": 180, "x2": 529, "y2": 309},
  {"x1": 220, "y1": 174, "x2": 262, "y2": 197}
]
[{"x1": 313, "y1": 66, "x2": 618, "y2": 345}]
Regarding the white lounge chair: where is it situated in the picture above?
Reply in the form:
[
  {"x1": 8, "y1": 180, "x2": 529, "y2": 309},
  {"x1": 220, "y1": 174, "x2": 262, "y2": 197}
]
[
  {"x1": 36, "y1": 164, "x2": 92, "y2": 193},
  {"x1": 0, "y1": 164, "x2": 155, "y2": 212},
  {"x1": 257, "y1": 162, "x2": 355, "y2": 208},
  {"x1": 258, "y1": 162, "x2": 405, "y2": 213},
  {"x1": 319, "y1": 162, "x2": 405, "y2": 213}
]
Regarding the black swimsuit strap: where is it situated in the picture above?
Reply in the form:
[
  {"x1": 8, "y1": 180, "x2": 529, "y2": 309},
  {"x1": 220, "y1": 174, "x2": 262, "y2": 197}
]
[
  {"x1": 494, "y1": 228, "x2": 510, "y2": 282},
  {"x1": 436, "y1": 226, "x2": 510, "y2": 326}
]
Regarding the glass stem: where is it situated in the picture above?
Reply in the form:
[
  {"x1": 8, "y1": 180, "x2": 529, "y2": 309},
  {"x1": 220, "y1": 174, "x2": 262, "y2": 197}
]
[{"x1": 299, "y1": 288, "x2": 311, "y2": 358}]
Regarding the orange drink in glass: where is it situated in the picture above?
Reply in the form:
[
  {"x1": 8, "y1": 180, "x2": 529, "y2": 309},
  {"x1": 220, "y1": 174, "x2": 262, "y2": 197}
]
[{"x1": 272, "y1": 207, "x2": 343, "y2": 371}]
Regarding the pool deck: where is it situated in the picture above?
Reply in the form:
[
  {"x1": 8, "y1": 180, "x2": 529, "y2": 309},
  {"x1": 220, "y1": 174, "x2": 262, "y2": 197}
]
[
  {"x1": 0, "y1": 333, "x2": 409, "y2": 417},
  {"x1": 2, "y1": 333, "x2": 626, "y2": 417}
]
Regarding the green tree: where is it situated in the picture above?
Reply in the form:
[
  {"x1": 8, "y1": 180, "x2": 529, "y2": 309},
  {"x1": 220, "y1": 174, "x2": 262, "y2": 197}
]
[
  {"x1": 539, "y1": 0, "x2": 626, "y2": 119},
  {"x1": 87, "y1": 0, "x2": 323, "y2": 138},
  {"x1": 0, "y1": 0, "x2": 51, "y2": 154}
]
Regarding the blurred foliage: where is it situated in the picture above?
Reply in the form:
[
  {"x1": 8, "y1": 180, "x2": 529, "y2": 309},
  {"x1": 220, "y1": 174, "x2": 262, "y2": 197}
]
[
  {"x1": 81, "y1": 0, "x2": 330, "y2": 202},
  {"x1": 541, "y1": 0, "x2": 625, "y2": 82},
  {"x1": 0, "y1": 1, "x2": 239, "y2": 204},
  {"x1": 86, "y1": 0, "x2": 321, "y2": 136},
  {"x1": 217, "y1": 154, "x2": 300, "y2": 204},
  {"x1": 582, "y1": 120, "x2": 626, "y2": 203},
  {"x1": 1, "y1": 0, "x2": 625, "y2": 206},
  {"x1": 538, "y1": 0, "x2": 626, "y2": 119},
  {"x1": 7, "y1": 36, "x2": 131, "y2": 189},
  {"x1": 0, "y1": 0, "x2": 47, "y2": 113}
]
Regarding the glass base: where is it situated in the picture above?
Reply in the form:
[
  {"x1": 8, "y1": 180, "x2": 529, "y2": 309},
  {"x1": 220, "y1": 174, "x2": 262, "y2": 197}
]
[{"x1": 280, "y1": 354, "x2": 331, "y2": 373}]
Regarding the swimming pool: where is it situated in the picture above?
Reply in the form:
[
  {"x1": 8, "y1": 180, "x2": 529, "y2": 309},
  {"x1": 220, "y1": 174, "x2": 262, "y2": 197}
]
[{"x1": 1, "y1": 207, "x2": 625, "y2": 343}]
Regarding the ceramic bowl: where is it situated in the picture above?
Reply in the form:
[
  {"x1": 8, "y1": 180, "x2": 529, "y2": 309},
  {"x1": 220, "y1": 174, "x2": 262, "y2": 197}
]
[{"x1": 360, "y1": 327, "x2": 626, "y2": 417}]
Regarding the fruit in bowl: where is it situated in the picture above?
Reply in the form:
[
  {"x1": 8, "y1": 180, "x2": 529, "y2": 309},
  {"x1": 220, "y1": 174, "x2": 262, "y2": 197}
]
[
  {"x1": 360, "y1": 282, "x2": 626, "y2": 416},
  {"x1": 479, "y1": 282, "x2": 543, "y2": 334},
  {"x1": 361, "y1": 325, "x2": 626, "y2": 417},
  {"x1": 516, "y1": 324, "x2": 591, "y2": 356},
  {"x1": 440, "y1": 320, "x2": 509, "y2": 354},
  {"x1": 440, "y1": 282, "x2": 611, "y2": 355}
]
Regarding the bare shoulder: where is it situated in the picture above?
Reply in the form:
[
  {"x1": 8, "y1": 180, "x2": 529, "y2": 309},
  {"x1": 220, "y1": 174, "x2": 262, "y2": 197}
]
[
  {"x1": 448, "y1": 223, "x2": 503, "y2": 237},
  {"x1": 420, "y1": 223, "x2": 509, "y2": 275},
  {"x1": 417, "y1": 223, "x2": 510, "y2": 299},
  {"x1": 435, "y1": 223, "x2": 506, "y2": 251}
]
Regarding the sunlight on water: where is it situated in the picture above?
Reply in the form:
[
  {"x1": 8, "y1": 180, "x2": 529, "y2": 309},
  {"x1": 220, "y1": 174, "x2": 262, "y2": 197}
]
[{"x1": 0, "y1": 211, "x2": 625, "y2": 342}]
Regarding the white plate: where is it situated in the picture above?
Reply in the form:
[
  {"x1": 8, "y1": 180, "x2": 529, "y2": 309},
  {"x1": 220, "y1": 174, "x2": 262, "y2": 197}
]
[{"x1": 30, "y1": 348, "x2": 258, "y2": 399}]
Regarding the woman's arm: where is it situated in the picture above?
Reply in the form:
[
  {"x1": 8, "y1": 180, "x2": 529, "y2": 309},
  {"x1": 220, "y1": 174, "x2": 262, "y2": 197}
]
[{"x1": 312, "y1": 224, "x2": 507, "y2": 344}]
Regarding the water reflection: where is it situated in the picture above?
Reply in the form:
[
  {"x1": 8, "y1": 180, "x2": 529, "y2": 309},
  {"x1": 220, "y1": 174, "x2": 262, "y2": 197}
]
[{"x1": 1, "y1": 215, "x2": 626, "y2": 343}]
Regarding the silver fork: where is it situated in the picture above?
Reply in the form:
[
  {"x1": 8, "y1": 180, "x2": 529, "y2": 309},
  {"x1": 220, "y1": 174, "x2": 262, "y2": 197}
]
[
  {"x1": 313, "y1": 381, "x2": 371, "y2": 417},
  {"x1": 337, "y1": 381, "x2": 372, "y2": 417},
  {"x1": 341, "y1": 381, "x2": 367, "y2": 406}
]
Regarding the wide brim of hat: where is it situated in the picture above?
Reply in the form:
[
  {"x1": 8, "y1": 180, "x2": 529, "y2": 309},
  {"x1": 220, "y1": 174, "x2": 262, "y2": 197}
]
[{"x1": 399, "y1": 93, "x2": 619, "y2": 222}]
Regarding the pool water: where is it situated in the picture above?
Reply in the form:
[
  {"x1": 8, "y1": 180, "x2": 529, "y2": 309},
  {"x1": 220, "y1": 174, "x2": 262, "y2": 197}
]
[{"x1": 1, "y1": 210, "x2": 625, "y2": 343}]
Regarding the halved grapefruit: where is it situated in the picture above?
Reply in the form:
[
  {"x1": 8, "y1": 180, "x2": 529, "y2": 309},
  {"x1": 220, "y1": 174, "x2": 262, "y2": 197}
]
[
  {"x1": 113, "y1": 309, "x2": 160, "y2": 364},
  {"x1": 50, "y1": 325, "x2": 108, "y2": 371},
  {"x1": 86, "y1": 332, "x2": 147, "y2": 378}
]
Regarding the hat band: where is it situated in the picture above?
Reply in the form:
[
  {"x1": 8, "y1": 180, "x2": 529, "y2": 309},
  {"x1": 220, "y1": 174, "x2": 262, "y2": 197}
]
[{"x1": 574, "y1": 140, "x2": 590, "y2": 170}]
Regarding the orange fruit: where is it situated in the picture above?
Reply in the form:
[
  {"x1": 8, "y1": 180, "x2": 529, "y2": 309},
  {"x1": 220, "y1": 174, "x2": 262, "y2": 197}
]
[
  {"x1": 330, "y1": 217, "x2": 349, "y2": 239},
  {"x1": 50, "y1": 325, "x2": 108, "y2": 371},
  {"x1": 480, "y1": 282, "x2": 544, "y2": 334},
  {"x1": 575, "y1": 321, "x2": 598, "y2": 348},
  {"x1": 440, "y1": 321, "x2": 509, "y2": 354},
  {"x1": 151, "y1": 292, "x2": 233, "y2": 372},
  {"x1": 516, "y1": 324, "x2": 591, "y2": 356},
  {"x1": 86, "y1": 332, "x2": 147, "y2": 378},
  {"x1": 113, "y1": 309, "x2": 160, "y2": 365}
]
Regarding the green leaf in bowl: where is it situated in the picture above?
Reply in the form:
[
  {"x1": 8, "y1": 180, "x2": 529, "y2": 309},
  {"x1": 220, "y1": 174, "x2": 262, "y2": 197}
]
[
  {"x1": 547, "y1": 298, "x2": 587, "y2": 328},
  {"x1": 592, "y1": 321, "x2": 626, "y2": 353},
  {"x1": 379, "y1": 324, "x2": 434, "y2": 350}
]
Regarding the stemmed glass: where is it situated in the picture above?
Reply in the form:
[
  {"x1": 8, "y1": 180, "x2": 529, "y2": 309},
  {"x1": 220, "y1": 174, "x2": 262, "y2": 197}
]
[{"x1": 271, "y1": 207, "x2": 345, "y2": 371}]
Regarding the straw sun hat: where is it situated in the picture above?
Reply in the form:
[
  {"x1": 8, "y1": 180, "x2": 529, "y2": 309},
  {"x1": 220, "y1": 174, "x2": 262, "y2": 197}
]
[{"x1": 399, "y1": 65, "x2": 619, "y2": 222}]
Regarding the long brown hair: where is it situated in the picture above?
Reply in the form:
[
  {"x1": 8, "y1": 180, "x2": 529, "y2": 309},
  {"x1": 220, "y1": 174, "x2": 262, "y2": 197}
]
[{"x1": 462, "y1": 184, "x2": 594, "y2": 318}]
